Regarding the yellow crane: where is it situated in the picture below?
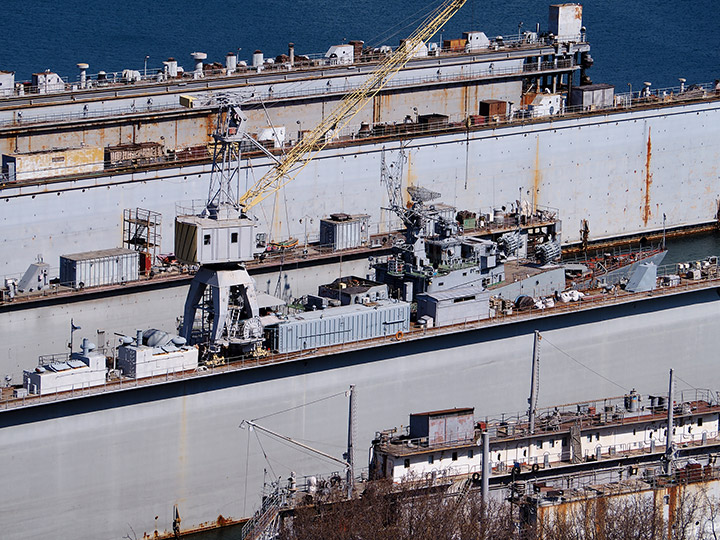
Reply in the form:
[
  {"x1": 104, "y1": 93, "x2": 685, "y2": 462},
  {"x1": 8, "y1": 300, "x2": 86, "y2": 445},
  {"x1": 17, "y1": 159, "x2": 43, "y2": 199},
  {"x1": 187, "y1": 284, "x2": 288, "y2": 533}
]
[{"x1": 238, "y1": 0, "x2": 468, "y2": 213}]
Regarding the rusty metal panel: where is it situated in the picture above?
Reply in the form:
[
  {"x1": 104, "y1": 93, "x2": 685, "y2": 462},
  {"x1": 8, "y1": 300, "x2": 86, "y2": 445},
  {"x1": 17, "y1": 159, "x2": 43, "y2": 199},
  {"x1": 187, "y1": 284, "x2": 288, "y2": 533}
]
[
  {"x1": 428, "y1": 416, "x2": 447, "y2": 444},
  {"x1": 3, "y1": 146, "x2": 103, "y2": 180}
]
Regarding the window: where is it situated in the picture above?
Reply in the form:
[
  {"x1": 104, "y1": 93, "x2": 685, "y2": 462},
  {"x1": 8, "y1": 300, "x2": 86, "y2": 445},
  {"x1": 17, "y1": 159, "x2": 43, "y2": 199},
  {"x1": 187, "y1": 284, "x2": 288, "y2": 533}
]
[
  {"x1": 203, "y1": 234, "x2": 211, "y2": 245},
  {"x1": 536, "y1": 441, "x2": 542, "y2": 450},
  {"x1": 596, "y1": 433, "x2": 600, "y2": 441},
  {"x1": 452, "y1": 452, "x2": 458, "y2": 461},
  {"x1": 468, "y1": 449, "x2": 474, "y2": 459},
  {"x1": 404, "y1": 459, "x2": 410, "y2": 468},
  {"x1": 587, "y1": 435, "x2": 592, "y2": 443},
  {"x1": 428, "y1": 455, "x2": 434, "y2": 464},
  {"x1": 231, "y1": 232, "x2": 238, "y2": 243},
  {"x1": 699, "y1": 417, "x2": 704, "y2": 427}
]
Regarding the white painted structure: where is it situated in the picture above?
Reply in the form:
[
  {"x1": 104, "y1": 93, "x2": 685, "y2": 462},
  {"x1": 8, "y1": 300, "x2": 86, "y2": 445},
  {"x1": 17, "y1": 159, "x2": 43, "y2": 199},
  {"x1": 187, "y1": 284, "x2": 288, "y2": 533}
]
[
  {"x1": 116, "y1": 338, "x2": 198, "y2": 379},
  {"x1": 374, "y1": 391, "x2": 720, "y2": 483},
  {"x1": 31, "y1": 71, "x2": 64, "y2": 94},
  {"x1": 23, "y1": 340, "x2": 106, "y2": 395},
  {"x1": 0, "y1": 71, "x2": 14, "y2": 96},
  {"x1": 325, "y1": 44, "x2": 354, "y2": 65}
]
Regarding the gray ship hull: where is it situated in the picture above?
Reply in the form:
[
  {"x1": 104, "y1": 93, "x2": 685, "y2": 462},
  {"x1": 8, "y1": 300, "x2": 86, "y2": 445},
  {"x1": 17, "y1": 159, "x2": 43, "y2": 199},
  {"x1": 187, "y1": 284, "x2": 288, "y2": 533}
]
[{"x1": 2, "y1": 284, "x2": 719, "y2": 539}]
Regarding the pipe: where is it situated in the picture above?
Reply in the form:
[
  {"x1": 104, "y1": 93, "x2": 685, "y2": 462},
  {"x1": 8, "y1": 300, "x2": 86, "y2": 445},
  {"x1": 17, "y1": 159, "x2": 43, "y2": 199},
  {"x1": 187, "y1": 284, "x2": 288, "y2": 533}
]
[
  {"x1": 136, "y1": 329, "x2": 143, "y2": 347},
  {"x1": 665, "y1": 368, "x2": 674, "y2": 472},
  {"x1": 528, "y1": 330, "x2": 541, "y2": 433},
  {"x1": 346, "y1": 385, "x2": 355, "y2": 497},
  {"x1": 481, "y1": 431, "x2": 489, "y2": 501}
]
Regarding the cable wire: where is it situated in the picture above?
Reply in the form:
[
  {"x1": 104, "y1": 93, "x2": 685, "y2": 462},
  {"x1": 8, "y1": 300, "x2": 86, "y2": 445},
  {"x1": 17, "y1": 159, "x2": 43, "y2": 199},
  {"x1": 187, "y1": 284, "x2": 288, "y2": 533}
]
[
  {"x1": 251, "y1": 390, "x2": 347, "y2": 422},
  {"x1": 254, "y1": 429, "x2": 279, "y2": 482},
  {"x1": 542, "y1": 335, "x2": 628, "y2": 393}
]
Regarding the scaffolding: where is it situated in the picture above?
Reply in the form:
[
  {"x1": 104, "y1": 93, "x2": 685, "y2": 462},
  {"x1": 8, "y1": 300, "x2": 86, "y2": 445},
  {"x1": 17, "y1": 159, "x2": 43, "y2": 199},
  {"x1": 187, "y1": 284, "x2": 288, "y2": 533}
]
[{"x1": 123, "y1": 208, "x2": 162, "y2": 272}]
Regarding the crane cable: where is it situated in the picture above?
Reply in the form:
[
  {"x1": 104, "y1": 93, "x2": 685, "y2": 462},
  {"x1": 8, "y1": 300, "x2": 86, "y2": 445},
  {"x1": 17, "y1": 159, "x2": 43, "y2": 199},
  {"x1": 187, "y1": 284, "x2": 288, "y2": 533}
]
[{"x1": 238, "y1": 0, "x2": 467, "y2": 212}]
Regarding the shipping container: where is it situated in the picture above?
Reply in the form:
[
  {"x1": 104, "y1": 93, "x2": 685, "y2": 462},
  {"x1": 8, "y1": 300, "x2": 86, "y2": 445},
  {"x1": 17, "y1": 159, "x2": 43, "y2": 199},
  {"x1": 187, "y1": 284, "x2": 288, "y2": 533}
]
[
  {"x1": 60, "y1": 248, "x2": 139, "y2": 288},
  {"x1": 319, "y1": 213, "x2": 370, "y2": 251},
  {"x1": 569, "y1": 83, "x2": 615, "y2": 110},
  {"x1": 409, "y1": 408, "x2": 475, "y2": 445},
  {"x1": 268, "y1": 300, "x2": 410, "y2": 354},
  {"x1": 479, "y1": 99, "x2": 507, "y2": 117}
]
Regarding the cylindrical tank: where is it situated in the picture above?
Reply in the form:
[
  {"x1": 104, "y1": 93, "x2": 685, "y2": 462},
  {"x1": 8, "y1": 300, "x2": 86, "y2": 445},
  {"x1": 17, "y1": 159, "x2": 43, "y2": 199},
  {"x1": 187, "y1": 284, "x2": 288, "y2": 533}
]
[
  {"x1": 288, "y1": 43, "x2": 295, "y2": 66},
  {"x1": 624, "y1": 389, "x2": 640, "y2": 413},
  {"x1": 164, "y1": 58, "x2": 178, "y2": 77},
  {"x1": 253, "y1": 50, "x2": 264, "y2": 69},
  {"x1": 225, "y1": 52, "x2": 237, "y2": 74},
  {"x1": 191, "y1": 52, "x2": 207, "y2": 78},
  {"x1": 493, "y1": 208, "x2": 505, "y2": 225},
  {"x1": 77, "y1": 63, "x2": 89, "y2": 89}
]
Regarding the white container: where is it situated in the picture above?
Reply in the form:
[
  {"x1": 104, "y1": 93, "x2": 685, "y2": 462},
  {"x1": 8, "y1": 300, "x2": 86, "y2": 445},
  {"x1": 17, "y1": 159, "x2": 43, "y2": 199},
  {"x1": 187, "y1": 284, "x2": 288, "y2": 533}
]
[
  {"x1": 320, "y1": 214, "x2": 370, "y2": 250},
  {"x1": 60, "y1": 248, "x2": 139, "y2": 288}
]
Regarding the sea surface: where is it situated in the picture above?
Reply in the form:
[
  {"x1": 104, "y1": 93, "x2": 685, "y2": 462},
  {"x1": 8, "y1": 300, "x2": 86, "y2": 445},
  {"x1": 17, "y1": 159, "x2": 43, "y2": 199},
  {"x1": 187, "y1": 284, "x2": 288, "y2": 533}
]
[
  {"x1": 2, "y1": 0, "x2": 719, "y2": 91},
  {"x1": 3, "y1": 1, "x2": 720, "y2": 259}
]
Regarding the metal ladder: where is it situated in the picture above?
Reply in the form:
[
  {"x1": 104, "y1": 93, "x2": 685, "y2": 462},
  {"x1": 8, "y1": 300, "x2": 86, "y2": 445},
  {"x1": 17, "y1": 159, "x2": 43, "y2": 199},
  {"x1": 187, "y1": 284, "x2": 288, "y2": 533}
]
[
  {"x1": 570, "y1": 423, "x2": 583, "y2": 464},
  {"x1": 240, "y1": 489, "x2": 284, "y2": 540}
]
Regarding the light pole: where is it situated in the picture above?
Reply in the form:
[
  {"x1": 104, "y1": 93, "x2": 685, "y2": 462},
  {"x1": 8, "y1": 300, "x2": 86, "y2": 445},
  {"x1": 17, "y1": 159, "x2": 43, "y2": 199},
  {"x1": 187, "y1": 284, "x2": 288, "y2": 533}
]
[
  {"x1": 296, "y1": 119, "x2": 302, "y2": 142},
  {"x1": 144, "y1": 55, "x2": 149, "y2": 79},
  {"x1": 299, "y1": 216, "x2": 313, "y2": 251},
  {"x1": 69, "y1": 319, "x2": 81, "y2": 354}
]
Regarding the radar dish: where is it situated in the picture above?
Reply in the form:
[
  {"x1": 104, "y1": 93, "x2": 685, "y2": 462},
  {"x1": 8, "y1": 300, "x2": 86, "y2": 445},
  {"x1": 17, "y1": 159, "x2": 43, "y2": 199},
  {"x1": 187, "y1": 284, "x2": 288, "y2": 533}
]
[{"x1": 407, "y1": 185, "x2": 441, "y2": 202}]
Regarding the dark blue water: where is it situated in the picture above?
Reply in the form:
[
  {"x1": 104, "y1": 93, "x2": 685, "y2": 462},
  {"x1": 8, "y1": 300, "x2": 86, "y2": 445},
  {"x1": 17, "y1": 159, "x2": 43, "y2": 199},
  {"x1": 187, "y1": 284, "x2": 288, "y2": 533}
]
[{"x1": 3, "y1": 1, "x2": 719, "y2": 90}]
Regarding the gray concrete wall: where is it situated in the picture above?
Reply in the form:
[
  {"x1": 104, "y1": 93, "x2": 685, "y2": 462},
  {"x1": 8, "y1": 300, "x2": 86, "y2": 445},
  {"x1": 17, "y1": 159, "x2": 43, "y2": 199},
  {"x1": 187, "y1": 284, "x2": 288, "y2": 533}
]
[
  {"x1": 1, "y1": 286, "x2": 719, "y2": 539},
  {"x1": 2, "y1": 100, "x2": 718, "y2": 279}
]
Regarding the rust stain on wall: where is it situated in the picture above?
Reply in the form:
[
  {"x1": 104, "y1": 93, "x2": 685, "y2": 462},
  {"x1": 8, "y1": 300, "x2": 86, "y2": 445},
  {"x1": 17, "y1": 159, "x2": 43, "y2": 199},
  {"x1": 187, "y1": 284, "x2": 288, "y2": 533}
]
[
  {"x1": 643, "y1": 127, "x2": 653, "y2": 226},
  {"x1": 461, "y1": 85, "x2": 469, "y2": 118},
  {"x1": 404, "y1": 150, "x2": 417, "y2": 208},
  {"x1": 533, "y1": 136, "x2": 542, "y2": 211}
]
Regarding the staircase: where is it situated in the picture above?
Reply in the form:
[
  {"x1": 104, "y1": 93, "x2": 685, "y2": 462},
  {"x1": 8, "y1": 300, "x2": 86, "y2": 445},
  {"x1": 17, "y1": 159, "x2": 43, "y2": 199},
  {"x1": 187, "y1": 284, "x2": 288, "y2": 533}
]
[{"x1": 240, "y1": 489, "x2": 284, "y2": 540}]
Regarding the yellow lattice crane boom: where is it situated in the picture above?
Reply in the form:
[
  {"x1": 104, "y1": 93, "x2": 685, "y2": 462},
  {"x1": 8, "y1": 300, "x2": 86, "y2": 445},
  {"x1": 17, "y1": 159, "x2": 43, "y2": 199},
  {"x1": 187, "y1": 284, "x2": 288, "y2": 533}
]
[{"x1": 238, "y1": 0, "x2": 467, "y2": 212}]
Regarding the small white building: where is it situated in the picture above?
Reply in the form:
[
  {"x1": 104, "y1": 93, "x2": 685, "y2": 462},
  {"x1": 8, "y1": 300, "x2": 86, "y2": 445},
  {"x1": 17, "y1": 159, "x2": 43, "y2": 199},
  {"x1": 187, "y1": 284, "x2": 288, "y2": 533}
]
[
  {"x1": 32, "y1": 70, "x2": 64, "y2": 94},
  {"x1": 0, "y1": 71, "x2": 15, "y2": 96},
  {"x1": 24, "y1": 339, "x2": 106, "y2": 395},
  {"x1": 463, "y1": 32, "x2": 490, "y2": 52},
  {"x1": 325, "y1": 44, "x2": 354, "y2": 65}
]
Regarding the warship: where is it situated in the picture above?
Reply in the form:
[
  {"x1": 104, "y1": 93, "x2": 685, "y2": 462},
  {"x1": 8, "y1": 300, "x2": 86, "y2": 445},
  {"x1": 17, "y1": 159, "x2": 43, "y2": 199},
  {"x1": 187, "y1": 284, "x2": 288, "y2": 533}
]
[{"x1": 2, "y1": 2, "x2": 720, "y2": 539}]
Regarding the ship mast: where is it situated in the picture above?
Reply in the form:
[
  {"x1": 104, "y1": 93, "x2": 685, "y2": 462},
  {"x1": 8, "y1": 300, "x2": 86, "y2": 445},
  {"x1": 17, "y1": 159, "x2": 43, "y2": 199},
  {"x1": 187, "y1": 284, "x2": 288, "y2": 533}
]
[{"x1": 528, "y1": 330, "x2": 541, "y2": 434}]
